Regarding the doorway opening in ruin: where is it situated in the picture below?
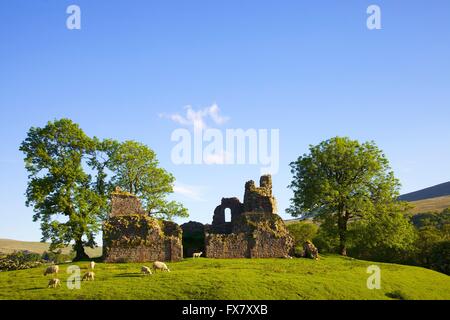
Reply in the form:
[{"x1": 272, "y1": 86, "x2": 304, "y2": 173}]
[{"x1": 224, "y1": 208, "x2": 232, "y2": 223}]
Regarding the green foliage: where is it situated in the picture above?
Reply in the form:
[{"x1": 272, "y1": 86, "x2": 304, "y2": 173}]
[
  {"x1": 1, "y1": 256, "x2": 449, "y2": 300},
  {"x1": 41, "y1": 250, "x2": 75, "y2": 264},
  {"x1": 428, "y1": 241, "x2": 450, "y2": 275},
  {"x1": 106, "y1": 140, "x2": 188, "y2": 221},
  {"x1": 347, "y1": 212, "x2": 417, "y2": 263},
  {"x1": 286, "y1": 222, "x2": 318, "y2": 256},
  {"x1": 411, "y1": 208, "x2": 450, "y2": 273},
  {"x1": 288, "y1": 136, "x2": 404, "y2": 256},
  {"x1": 20, "y1": 119, "x2": 189, "y2": 260},
  {"x1": 20, "y1": 119, "x2": 104, "y2": 261},
  {"x1": 0, "y1": 251, "x2": 42, "y2": 271}
]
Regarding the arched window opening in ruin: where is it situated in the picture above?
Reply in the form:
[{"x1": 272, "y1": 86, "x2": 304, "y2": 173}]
[{"x1": 225, "y1": 208, "x2": 231, "y2": 223}]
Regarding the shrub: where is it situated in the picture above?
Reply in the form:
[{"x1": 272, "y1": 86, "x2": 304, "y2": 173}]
[
  {"x1": 42, "y1": 250, "x2": 75, "y2": 264},
  {"x1": 0, "y1": 251, "x2": 43, "y2": 271},
  {"x1": 287, "y1": 221, "x2": 318, "y2": 244},
  {"x1": 428, "y1": 241, "x2": 450, "y2": 275}
]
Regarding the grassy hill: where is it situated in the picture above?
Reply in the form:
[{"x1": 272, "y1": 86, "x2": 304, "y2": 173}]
[
  {"x1": 0, "y1": 239, "x2": 102, "y2": 258},
  {"x1": 407, "y1": 195, "x2": 450, "y2": 214},
  {"x1": 0, "y1": 255, "x2": 449, "y2": 300}
]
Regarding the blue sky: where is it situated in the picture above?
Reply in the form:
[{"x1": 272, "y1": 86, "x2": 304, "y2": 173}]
[{"x1": 0, "y1": 1, "x2": 449, "y2": 242}]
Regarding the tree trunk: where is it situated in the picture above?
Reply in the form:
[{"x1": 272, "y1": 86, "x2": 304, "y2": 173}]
[
  {"x1": 73, "y1": 239, "x2": 89, "y2": 261},
  {"x1": 338, "y1": 214, "x2": 348, "y2": 256}
]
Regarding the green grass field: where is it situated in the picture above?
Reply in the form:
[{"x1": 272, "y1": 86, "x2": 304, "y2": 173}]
[{"x1": 0, "y1": 255, "x2": 449, "y2": 300}]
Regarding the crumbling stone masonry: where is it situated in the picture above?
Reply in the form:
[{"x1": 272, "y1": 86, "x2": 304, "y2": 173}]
[
  {"x1": 103, "y1": 190, "x2": 183, "y2": 263},
  {"x1": 205, "y1": 175, "x2": 294, "y2": 259}
]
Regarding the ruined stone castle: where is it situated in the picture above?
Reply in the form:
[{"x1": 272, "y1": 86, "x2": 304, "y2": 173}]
[
  {"x1": 204, "y1": 175, "x2": 294, "y2": 259},
  {"x1": 103, "y1": 189, "x2": 183, "y2": 263},
  {"x1": 103, "y1": 175, "x2": 293, "y2": 262}
]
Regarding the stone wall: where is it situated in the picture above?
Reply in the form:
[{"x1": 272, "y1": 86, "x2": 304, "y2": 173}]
[
  {"x1": 103, "y1": 191, "x2": 183, "y2": 263},
  {"x1": 205, "y1": 233, "x2": 250, "y2": 259},
  {"x1": 243, "y1": 175, "x2": 277, "y2": 214},
  {"x1": 205, "y1": 212, "x2": 293, "y2": 259},
  {"x1": 110, "y1": 191, "x2": 147, "y2": 217},
  {"x1": 204, "y1": 176, "x2": 293, "y2": 259}
]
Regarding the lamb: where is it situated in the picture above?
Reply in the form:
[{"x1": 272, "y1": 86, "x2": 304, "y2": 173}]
[
  {"x1": 90, "y1": 261, "x2": 96, "y2": 270},
  {"x1": 193, "y1": 252, "x2": 203, "y2": 259},
  {"x1": 141, "y1": 266, "x2": 153, "y2": 275},
  {"x1": 48, "y1": 278, "x2": 61, "y2": 288},
  {"x1": 152, "y1": 261, "x2": 170, "y2": 272},
  {"x1": 82, "y1": 271, "x2": 95, "y2": 281},
  {"x1": 44, "y1": 265, "x2": 59, "y2": 276}
]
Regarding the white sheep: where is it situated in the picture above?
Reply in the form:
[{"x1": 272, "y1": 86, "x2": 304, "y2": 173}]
[
  {"x1": 141, "y1": 266, "x2": 153, "y2": 275},
  {"x1": 90, "y1": 261, "x2": 96, "y2": 270},
  {"x1": 44, "y1": 265, "x2": 59, "y2": 276},
  {"x1": 82, "y1": 271, "x2": 95, "y2": 281},
  {"x1": 48, "y1": 278, "x2": 61, "y2": 288},
  {"x1": 193, "y1": 252, "x2": 203, "y2": 259},
  {"x1": 153, "y1": 261, "x2": 170, "y2": 272}
]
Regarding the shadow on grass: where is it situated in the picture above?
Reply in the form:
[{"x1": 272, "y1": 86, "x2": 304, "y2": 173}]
[
  {"x1": 385, "y1": 290, "x2": 410, "y2": 300},
  {"x1": 114, "y1": 273, "x2": 143, "y2": 278},
  {"x1": 24, "y1": 287, "x2": 45, "y2": 291}
]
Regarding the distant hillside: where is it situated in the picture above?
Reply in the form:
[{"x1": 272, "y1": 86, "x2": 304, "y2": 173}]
[
  {"x1": 406, "y1": 195, "x2": 450, "y2": 215},
  {"x1": 0, "y1": 239, "x2": 102, "y2": 258},
  {"x1": 399, "y1": 181, "x2": 450, "y2": 202}
]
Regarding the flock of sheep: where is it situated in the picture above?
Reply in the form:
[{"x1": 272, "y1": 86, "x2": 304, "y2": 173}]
[
  {"x1": 43, "y1": 254, "x2": 196, "y2": 289},
  {"x1": 44, "y1": 261, "x2": 97, "y2": 288}
]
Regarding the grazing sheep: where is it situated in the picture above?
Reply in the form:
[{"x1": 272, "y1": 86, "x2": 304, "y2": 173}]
[
  {"x1": 284, "y1": 255, "x2": 293, "y2": 259},
  {"x1": 152, "y1": 261, "x2": 170, "y2": 272},
  {"x1": 82, "y1": 271, "x2": 95, "y2": 281},
  {"x1": 48, "y1": 278, "x2": 61, "y2": 288},
  {"x1": 141, "y1": 266, "x2": 152, "y2": 275},
  {"x1": 90, "y1": 261, "x2": 96, "y2": 270},
  {"x1": 44, "y1": 265, "x2": 59, "y2": 276},
  {"x1": 193, "y1": 252, "x2": 203, "y2": 259}
]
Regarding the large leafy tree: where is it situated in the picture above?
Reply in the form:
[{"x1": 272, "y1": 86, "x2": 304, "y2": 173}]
[
  {"x1": 288, "y1": 136, "x2": 403, "y2": 256},
  {"x1": 21, "y1": 120, "x2": 188, "y2": 260},
  {"x1": 20, "y1": 119, "x2": 105, "y2": 261},
  {"x1": 106, "y1": 140, "x2": 188, "y2": 221}
]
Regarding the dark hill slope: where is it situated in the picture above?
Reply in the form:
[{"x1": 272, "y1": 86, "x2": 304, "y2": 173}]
[{"x1": 399, "y1": 181, "x2": 450, "y2": 202}]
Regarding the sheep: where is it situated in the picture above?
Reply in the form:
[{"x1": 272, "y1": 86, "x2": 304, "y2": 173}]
[
  {"x1": 141, "y1": 266, "x2": 153, "y2": 275},
  {"x1": 90, "y1": 261, "x2": 96, "y2": 270},
  {"x1": 82, "y1": 271, "x2": 95, "y2": 281},
  {"x1": 152, "y1": 261, "x2": 170, "y2": 272},
  {"x1": 48, "y1": 278, "x2": 61, "y2": 288},
  {"x1": 44, "y1": 265, "x2": 59, "y2": 276},
  {"x1": 193, "y1": 252, "x2": 203, "y2": 259}
]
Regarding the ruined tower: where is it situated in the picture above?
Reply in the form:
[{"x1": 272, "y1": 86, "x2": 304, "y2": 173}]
[
  {"x1": 204, "y1": 175, "x2": 293, "y2": 259},
  {"x1": 103, "y1": 189, "x2": 183, "y2": 263}
]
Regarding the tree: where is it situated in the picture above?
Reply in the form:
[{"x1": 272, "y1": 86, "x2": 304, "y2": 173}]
[
  {"x1": 286, "y1": 221, "x2": 319, "y2": 257},
  {"x1": 347, "y1": 210, "x2": 417, "y2": 262},
  {"x1": 20, "y1": 119, "x2": 104, "y2": 261},
  {"x1": 288, "y1": 136, "x2": 403, "y2": 256},
  {"x1": 107, "y1": 140, "x2": 188, "y2": 220}
]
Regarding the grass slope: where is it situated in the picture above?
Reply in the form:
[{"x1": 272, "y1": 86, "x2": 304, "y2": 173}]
[
  {"x1": 0, "y1": 239, "x2": 102, "y2": 258},
  {"x1": 0, "y1": 255, "x2": 449, "y2": 300},
  {"x1": 407, "y1": 195, "x2": 450, "y2": 215}
]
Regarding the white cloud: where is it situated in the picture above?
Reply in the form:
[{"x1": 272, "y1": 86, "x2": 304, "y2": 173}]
[
  {"x1": 173, "y1": 183, "x2": 207, "y2": 202},
  {"x1": 160, "y1": 104, "x2": 229, "y2": 130}
]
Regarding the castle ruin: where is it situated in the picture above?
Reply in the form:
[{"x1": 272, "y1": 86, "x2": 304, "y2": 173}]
[
  {"x1": 103, "y1": 189, "x2": 183, "y2": 263},
  {"x1": 204, "y1": 175, "x2": 294, "y2": 259}
]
